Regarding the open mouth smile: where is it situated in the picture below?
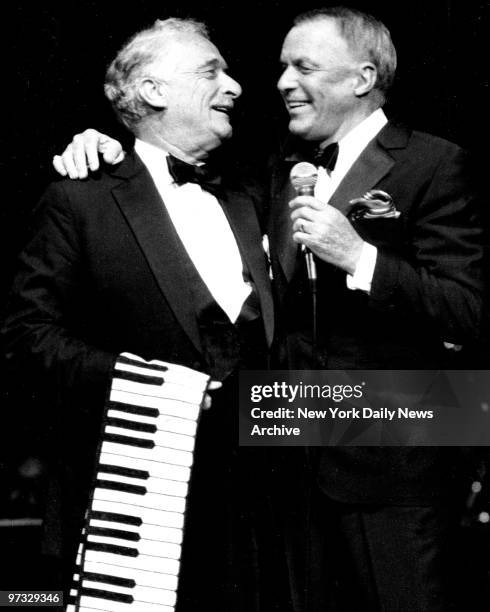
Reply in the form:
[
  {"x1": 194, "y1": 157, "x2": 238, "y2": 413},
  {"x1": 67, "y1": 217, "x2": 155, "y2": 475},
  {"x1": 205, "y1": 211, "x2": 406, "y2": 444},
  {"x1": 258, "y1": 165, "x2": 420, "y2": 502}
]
[
  {"x1": 212, "y1": 105, "x2": 233, "y2": 115},
  {"x1": 285, "y1": 100, "x2": 311, "y2": 111}
]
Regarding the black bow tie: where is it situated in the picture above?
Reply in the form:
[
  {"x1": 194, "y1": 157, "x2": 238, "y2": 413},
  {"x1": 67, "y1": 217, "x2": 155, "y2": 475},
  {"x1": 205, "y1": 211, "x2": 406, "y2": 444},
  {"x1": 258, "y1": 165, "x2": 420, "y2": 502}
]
[
  {"x1": 313, "y1": 142, "x2": 339, "y2": 172},
  {"x1": 166, "y1": 155, "x2": 222, "y2": 195}
]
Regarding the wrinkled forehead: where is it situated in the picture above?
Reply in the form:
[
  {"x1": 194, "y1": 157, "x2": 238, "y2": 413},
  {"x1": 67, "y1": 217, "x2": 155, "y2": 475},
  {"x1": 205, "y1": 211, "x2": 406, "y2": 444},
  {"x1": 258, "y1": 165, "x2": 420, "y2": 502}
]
[
  {"x1": 280, "y1": 19, "x2": 353, "y2": 65},
  {"x1": 149, "y1": 33, "x2": 226, "y2": 76}
]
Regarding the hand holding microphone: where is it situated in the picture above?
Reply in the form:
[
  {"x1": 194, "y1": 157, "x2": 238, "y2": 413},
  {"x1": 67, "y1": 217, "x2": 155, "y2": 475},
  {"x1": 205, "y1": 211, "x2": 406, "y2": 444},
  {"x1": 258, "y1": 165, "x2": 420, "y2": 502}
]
[
  {"x1": 289, "y1": 162, "x2": 319, "y2": 283},
  {"x1": 289, "y1": 162, "x2": 364, "y2": 276}
]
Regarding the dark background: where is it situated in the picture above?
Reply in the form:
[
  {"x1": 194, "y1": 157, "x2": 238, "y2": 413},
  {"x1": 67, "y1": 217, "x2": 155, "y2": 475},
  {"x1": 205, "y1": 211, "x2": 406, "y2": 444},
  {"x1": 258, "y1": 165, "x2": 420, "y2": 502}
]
[
  {"x1": 1, "y1": 0, "x2": 488, "y2": 280},
  {"x1": 0, "y1": 0, "x2": 489, "y2": 594}
]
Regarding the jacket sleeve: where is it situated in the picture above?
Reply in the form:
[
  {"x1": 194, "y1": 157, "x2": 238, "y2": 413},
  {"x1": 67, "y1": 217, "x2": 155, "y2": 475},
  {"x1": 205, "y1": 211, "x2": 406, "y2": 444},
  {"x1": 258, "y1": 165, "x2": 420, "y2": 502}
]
[
  {"x1": 2, "y1": 181, "x2": 117, "y2": 401},
  {"x1": 369, "y1": 146, "x2": 484, "y2": 343}
]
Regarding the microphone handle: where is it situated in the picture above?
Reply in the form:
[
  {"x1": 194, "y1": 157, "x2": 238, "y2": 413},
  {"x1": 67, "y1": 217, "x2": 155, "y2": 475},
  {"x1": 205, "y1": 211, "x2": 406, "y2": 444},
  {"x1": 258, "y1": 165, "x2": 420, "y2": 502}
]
[
  {"x1": 296, "y1": 185, "x2": 317, "y2": 283},
  {"x1": 292, "y1": 178, "x2": 318, "y2": 348}
]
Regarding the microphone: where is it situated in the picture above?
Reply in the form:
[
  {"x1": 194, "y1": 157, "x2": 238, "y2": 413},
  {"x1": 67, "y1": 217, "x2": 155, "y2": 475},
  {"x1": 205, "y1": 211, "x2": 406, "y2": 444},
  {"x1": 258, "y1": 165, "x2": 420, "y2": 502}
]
[
  {"x1": 289, "y1": 162, "x2": 318, "y2": 283},
  {"x1": 290, "y1": 161, "x2": 318, "y2": 196}
]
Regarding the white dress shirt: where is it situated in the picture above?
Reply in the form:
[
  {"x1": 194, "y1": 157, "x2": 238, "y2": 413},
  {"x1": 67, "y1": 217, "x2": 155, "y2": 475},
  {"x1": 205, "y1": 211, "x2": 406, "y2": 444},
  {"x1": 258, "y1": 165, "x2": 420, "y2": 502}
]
[
  {"x1": 314, "y1": 108, "x2": 388, "y2": 293},
  {"x1": 135, "y1": 139, "x2": 251, "y2": 323}
]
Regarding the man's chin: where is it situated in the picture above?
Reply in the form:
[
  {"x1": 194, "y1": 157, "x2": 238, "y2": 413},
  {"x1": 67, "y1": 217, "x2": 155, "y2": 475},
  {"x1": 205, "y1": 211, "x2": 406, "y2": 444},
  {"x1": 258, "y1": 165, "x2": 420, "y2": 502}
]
[
  {"x1": 288, "y1": 118, "x2": 311, "y2": 139},
  {"x1": 217, "y1": 125, "x2": 233, "y2": 141}
]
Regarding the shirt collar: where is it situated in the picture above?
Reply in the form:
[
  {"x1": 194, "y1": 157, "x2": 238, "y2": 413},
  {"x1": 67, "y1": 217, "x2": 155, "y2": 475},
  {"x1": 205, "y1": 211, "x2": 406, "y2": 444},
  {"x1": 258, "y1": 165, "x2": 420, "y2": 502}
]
[
  {"x1": 284, "y1": 108, "x2": 388, "y2": 164},
  {"x1": 338, "y1": 108, "x2": 388, "y2": 157},
  {"x1": 330, "y1": 108, "x2": 387, "y2": 177},
  {"x1": 134, "y1": 138, "x2": 172, "y2": 185}
]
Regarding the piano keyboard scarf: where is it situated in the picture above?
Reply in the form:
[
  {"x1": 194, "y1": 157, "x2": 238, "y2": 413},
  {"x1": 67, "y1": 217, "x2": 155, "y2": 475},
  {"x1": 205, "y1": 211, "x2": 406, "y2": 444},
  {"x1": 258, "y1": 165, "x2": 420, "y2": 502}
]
[{"x1": 67, "y1": 352, "x2": 210, "y2": 612}]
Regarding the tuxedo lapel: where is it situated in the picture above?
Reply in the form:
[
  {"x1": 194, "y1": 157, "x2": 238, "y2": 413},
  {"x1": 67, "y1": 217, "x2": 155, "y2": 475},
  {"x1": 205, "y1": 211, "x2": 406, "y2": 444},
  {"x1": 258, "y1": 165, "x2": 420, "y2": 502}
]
[
  {"x1": 220, "y1": 188, "x2": 274, "y2": 345},
  {"x1": 269, "y1": 123, "x2": 410, "y2": 282},
  {"x1": 329, "y1": 122, "x2": 409, "y2": 215},
  {"x1": 110, "y1": 153, "x2": 202, "y2": 353}
]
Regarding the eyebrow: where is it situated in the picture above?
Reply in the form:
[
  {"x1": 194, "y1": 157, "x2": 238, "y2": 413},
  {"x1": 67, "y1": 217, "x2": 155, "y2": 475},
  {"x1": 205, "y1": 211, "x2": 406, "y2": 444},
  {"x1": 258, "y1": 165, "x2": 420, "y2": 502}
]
[
  {"x1": 197, "y1": 58, "x2": 227, "y2": 71},
  {"x1": 280, "y1": 56, "x2": 321, "y2": 68}
]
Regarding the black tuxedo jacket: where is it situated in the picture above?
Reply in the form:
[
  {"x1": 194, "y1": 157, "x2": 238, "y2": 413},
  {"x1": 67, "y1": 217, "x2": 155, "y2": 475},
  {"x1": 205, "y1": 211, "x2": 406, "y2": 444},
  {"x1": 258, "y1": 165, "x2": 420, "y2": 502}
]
[
  {"x1": 269, "y1": 121, "x2": 484, "y2": 504},
  {"x1": 2, "y1": 150, "x2": 274, "y2": 569}
]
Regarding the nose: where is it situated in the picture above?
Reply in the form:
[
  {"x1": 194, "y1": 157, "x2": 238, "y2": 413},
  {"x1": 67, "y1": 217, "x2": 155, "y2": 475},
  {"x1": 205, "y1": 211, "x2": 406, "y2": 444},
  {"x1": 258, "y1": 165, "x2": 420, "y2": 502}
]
[
  {"x1": 222, "y1": 72, "x2": 242, "y2": 99},
  {"x1": 277, "y1": 65, "x2": 296, "y2": 94}
]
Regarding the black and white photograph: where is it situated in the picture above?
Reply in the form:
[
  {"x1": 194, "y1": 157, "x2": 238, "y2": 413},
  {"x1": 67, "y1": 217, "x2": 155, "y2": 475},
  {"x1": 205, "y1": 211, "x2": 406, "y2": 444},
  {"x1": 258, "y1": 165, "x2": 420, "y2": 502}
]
[{"x1": 1, "y1": 1, "x2": 489, "y2": 610}]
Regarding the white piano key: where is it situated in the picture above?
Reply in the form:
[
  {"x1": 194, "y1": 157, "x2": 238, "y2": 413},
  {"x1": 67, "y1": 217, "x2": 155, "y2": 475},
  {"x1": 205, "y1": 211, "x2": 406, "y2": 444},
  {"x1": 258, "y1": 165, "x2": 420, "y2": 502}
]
[
  {"x1": 109, "y1": 390, "x2": 200, "y2": 421},
  {"x1": 78, "y1": 594, "x2": 175, "y2": 612},
  {"x1": 98, "y1": 452, "x2": 191, "y2": 482},
  {"x1": 69, "y1": 356, "x2": 206, "y2": 612},
  {"x1": 95, "y1": 473, "x2": 188, "y2": 498},
  {"x1": 100, "y1": 441, "x2": 194, "y2": 468},
  {"x1": 105, "y1": 425, "x2": 195, "y2": 452},
  {"x1": 89, "y1": 519, "x2": 183, "y2": 544},
  {"x1": 107, "y1": 410, "x2": 198, "y2": 437},
  {"x1": 155, "y1": 416, "x2": 198, "y2": 437},
  {"x1": 91, "y1": 499, "x2": 185, "y2": 529},
  {"x1": 84, "y1": 548, "x2": 180, "y2": 575},
  {"x1": 82, "y1": 559, "x2": 178, "y2": 590},
  {"x1": 87, "y1": 534, "x2": 181, "y2": 560},
  {"x1": 81, "y1": 580, "x2": 176, "y2": 606},
  {"x1": 93, "y1": 488, "x2": 187, "y2": 514},
  {"x1": 116, "y1": 352, "x2": 208, "y2": 379},
  {"x1": 115, "y1": 357, "x2": 209, "y2": 388},
  {"x1": 112, "y1": 378, "x2": 205, "y2": 406}
]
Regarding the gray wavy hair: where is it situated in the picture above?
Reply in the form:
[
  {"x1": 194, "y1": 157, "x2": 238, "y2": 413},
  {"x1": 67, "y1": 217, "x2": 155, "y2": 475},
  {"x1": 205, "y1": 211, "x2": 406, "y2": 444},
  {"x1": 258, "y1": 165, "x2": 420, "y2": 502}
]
[
  {"x1": 104, "y1": 18, "x2": 210, "y2": 129},
  {"x1": 294, "y1": 7, "x2": 397, "y2": 100}
]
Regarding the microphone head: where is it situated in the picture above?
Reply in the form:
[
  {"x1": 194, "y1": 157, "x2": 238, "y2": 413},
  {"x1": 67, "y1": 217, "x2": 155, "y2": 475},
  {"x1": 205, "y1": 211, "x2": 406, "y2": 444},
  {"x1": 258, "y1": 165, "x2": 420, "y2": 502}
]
[{"x1": 290, "y1": 162, "x2": 318, "y2": 194}]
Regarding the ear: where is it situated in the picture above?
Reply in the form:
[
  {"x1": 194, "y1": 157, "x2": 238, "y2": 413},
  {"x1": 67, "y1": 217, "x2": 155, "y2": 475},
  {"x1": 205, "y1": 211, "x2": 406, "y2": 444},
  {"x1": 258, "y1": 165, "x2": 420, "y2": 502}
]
[
  {"x1": 353, "y1": 62, "x2": 377, "y2": 97},
  {"x1": 138, "y1": 78, "x2": 167, "y2": 110}
]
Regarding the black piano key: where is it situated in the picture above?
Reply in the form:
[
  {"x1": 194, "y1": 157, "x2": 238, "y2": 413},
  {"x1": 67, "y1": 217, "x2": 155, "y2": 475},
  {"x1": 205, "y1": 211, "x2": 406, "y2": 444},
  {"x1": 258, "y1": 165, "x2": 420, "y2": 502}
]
[
  {"x1": 90, "y1": 510, "x2": 142, "y2": 526},
  {"x1": 82, "y1": 571, "x2": 136, "y2": 589},
  {"x1": 80, "y1": 586, "x2": 133, "y2": 604},
  {"x1": 96, "y1": 479, "x2": 146, "y2": 496},
  {"x1": 106, "y1": 416, "x2": 157, "y2": 434},
  {"x1": 86, "y1": 542, "x2": 138, "y2": 557},
  {"x1": 117, "y1": 354, "x2": 168, "y2": 372},
  {"x1": 115, "y1": 370, "x2": 164, "y2": 386},
  {"x1": 98, "y1": 463, "x2": 150, "y2": 480},
  {"x1": 103, "y1": 433, "x2": 154, "y2": 449},
  {"x1": 88, "y1": 526, "x2": 140, "y2": 541},
  {"x1": 107, "y1": 400, "x2": 159, "y2": 418}
]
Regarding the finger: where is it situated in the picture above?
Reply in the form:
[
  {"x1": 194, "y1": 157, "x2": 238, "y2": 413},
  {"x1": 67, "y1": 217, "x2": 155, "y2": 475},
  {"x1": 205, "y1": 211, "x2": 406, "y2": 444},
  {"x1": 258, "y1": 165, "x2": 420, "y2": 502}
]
[
  {"x1": 292, "y1": 231, "x2": 314, "y2": 248},
  {"x1": 52, "y1": 155, "x2": 67, "y2": 177},
  {"x1": 289, "y1": 195, "x2": 325, "y2": 210},
  {"x1": 60, "y1": 145, "x2": 81, "y2": 180},
  {"x1": 80, "y1": 129, "x2": 103, "y2": 172},
  {"x1": 202, "y1": 394, "x2": 213, "y2": 410},
  {"x1": 202, "y1": 380, "x2": 223, "y2": 411},
  {"x1": 292, "y1": 218, "x2": 313, "y2": 234},
  {"x1": 207, "y1": 380, "x2": 222, "y2": 391},
  {"x1": 111, "y1": 150, "x2": 126, "y2": 165},
  {"x1": 290, "y1": 206, "x2": 316, "y2": 222},
  {"x1": 71, "y1": 134, "x2": 90, "y2": 178},
  {"x1": 98, "y1": 137, "x2": 125, "y2": 165}
]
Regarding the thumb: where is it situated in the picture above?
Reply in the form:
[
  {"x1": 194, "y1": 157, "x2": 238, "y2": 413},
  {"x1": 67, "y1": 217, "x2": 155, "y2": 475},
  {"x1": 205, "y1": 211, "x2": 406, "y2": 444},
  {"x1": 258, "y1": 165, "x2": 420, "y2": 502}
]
[{"x1": 98, "y1": 137, "x2": 125, "y2": 165}]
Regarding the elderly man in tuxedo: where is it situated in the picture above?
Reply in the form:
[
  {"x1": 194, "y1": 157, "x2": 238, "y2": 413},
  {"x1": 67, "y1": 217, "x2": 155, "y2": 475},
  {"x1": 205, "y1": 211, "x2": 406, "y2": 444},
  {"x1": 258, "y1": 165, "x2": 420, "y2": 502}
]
[
  {"x1": 49, "y1": 6, "x2": 485, "y2": 611},
  {"x1": 3, "y1": 18, "x2": 276, "y2": 611}
]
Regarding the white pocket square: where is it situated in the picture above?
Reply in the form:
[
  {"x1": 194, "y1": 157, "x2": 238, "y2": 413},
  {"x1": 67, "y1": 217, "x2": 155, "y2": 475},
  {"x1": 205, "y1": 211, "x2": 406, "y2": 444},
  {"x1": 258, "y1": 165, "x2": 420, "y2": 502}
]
[{"x1": 349, "y1": 190, "x2": 400, "y2": 220}]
